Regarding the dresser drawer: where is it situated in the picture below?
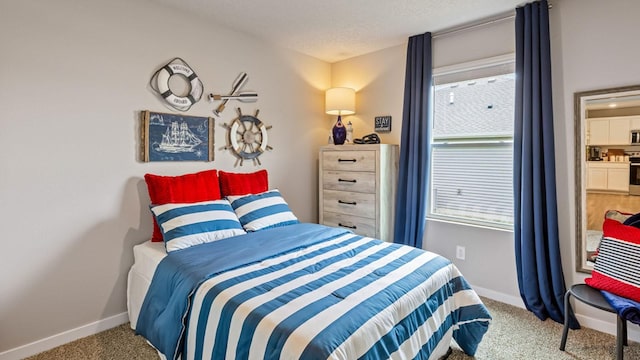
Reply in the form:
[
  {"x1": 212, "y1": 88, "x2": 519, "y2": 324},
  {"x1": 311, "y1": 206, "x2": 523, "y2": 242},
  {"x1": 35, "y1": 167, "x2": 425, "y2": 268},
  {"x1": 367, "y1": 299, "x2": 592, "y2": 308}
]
[
  {"x1": 322, "y1": 212, "x2": 376, "y2": 238},
  {"x1": 322, "y1": 171, "x2": 376, "y2": 193},
  {"x1": 322, "y1": 151, "x2": 376, "y2": 171},
  {"x1": 322, "y1": 190, "x2": 375, "y2": 218}
]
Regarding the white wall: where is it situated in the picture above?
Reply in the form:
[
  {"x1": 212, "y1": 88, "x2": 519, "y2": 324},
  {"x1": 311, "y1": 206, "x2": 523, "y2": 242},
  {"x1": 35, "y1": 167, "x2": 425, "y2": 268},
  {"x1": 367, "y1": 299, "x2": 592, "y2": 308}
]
[
  {"x1": 332, "y1": 0, "x2": 640, "y2": 340},
  {"x1": 330, "y1": 44, "x2": 406, "y2": 144},
  {"x1": 0, "y1": 0, "x2": 330, "y2": 355}
]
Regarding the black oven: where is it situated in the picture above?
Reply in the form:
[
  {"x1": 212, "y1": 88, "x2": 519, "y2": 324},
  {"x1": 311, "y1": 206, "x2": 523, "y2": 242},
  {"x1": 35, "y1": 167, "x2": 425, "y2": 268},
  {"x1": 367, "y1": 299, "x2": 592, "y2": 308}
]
[{"x1": 630, "y1": 156, "x2": 640, "y2": 195}]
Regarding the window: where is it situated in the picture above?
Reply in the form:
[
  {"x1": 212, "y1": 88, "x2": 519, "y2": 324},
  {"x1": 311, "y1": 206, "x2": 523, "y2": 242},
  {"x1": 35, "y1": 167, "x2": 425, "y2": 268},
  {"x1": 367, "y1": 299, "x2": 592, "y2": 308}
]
[{"x1": 428, "y1": 56, "x2": 515, "y2": 229}]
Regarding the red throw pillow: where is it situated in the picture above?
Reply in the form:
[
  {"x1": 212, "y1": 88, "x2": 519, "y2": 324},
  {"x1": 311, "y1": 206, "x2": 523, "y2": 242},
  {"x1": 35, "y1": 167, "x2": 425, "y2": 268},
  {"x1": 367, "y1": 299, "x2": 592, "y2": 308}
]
[
  {"x1": 219, "y1": 170, "x2": 268, "y2": 197},
  {"x1": 585, "y1": 218, "x2": 640, "y2": 302},
  {"x1": 144, "y1": 169, "x2": 221, "y2": 241}
]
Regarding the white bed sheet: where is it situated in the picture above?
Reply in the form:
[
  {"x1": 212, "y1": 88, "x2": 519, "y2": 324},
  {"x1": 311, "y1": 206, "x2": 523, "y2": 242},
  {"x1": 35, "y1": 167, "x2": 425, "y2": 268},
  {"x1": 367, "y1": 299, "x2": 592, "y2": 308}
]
[{"x1": 127, "y1": 240, "x2": 167, "y2": 330}]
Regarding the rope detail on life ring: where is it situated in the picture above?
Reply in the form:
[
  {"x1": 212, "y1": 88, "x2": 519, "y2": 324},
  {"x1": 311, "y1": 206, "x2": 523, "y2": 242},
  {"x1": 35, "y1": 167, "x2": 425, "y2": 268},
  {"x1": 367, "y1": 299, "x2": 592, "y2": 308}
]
[{"x1": 150, "y1": 58, "x2": 203, "y2": 112}]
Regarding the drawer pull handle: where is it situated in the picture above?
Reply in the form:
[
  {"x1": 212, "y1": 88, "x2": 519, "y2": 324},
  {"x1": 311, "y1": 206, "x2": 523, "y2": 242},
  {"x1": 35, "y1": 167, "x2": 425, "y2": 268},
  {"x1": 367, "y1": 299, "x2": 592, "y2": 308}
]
[
  {"x1": 338, "y1": 200, "x2": 357, "y2": 205},
  {"x1": 338, "y1": 158, "x2": 357, "y2": 163},
  {"x1": 338, "y1": 223, "x2": 357, "y2": 229},
  {"x1": 338, "y1": 178, "x2": 357, "y2": 183}
]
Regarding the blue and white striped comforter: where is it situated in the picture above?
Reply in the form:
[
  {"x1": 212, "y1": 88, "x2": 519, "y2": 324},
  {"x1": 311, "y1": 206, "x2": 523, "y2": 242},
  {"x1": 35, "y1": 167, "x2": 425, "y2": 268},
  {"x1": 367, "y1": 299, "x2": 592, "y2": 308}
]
[{"x1": 136, "y1": 223, "x2": 490, "y2": 360}]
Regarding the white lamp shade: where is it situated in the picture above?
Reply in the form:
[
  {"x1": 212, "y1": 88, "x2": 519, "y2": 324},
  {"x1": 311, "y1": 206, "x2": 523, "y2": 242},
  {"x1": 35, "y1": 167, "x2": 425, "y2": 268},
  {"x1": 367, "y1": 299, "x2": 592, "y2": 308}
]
[{"x1": 325, "y1": 87, "x2": 356, "y2": 115}]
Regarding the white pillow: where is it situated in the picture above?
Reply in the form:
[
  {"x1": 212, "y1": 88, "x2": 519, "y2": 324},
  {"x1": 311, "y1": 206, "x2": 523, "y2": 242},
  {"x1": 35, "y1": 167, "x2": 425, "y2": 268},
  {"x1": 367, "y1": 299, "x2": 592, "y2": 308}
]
[
  {"x1": 227, "y1": 189, "x2": 299, "y2": 231},
  {"x1": 151, "y1": 199, "x2": 246, "y2": 252}
]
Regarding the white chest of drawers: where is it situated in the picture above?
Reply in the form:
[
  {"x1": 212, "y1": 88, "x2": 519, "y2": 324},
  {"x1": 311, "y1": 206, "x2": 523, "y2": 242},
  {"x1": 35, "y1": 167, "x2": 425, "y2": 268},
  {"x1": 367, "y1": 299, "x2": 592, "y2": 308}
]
[{"x1": 318, "y1": 144, "x2": 399, "y2": 242}]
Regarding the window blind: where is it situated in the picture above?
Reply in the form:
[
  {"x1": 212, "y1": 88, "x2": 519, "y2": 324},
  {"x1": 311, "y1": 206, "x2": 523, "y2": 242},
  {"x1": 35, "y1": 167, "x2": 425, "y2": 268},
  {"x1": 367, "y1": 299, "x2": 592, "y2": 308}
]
[{"x1": 430, "y1": 143, "x2": 514, "y2": 225}]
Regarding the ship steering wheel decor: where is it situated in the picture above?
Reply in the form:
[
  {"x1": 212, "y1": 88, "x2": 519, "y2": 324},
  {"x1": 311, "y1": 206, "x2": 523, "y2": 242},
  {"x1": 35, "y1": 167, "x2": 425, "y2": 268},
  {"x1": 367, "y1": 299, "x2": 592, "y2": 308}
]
[{"x1": 223, "y1": 108, "x2": 272, "y2": 166}]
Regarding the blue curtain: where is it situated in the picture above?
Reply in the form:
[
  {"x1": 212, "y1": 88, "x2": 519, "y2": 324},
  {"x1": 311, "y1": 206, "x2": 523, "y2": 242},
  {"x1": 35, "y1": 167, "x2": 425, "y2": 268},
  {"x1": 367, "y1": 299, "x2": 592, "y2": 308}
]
[
  {"x1": 393, "y1": 32, "x2": 432, "y2": 248},
  {"x1": 514, "y1": 0, "x2": 578, "y2": 328}
]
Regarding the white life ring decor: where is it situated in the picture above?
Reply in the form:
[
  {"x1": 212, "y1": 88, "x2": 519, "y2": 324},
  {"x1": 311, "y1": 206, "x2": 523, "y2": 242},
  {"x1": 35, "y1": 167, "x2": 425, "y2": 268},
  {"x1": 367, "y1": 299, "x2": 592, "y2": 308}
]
[
  {"x1": 150, "y1": 58, "x2": 203, "y2": 112},
  {"x1": 223, "y1": 108, "x2": 272, "y2": 166}
]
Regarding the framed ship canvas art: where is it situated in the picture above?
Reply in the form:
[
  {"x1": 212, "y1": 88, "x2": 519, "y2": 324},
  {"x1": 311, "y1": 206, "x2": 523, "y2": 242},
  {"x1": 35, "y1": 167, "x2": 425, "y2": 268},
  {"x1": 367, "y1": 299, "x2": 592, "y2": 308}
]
[{"x1": 141, "y1": 110, "x2": 214, "y2": 162}]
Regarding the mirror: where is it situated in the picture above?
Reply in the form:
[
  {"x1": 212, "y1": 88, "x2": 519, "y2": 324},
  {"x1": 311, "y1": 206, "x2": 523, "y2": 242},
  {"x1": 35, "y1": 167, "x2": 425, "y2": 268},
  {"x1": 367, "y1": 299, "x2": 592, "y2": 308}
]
[{"x1": 575, "y1": 85, "x2": 640, "y2": 273}]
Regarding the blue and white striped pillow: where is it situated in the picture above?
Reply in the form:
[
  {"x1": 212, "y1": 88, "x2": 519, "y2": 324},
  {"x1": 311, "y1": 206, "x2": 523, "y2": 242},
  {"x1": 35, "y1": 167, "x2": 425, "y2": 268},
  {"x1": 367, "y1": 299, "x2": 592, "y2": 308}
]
[
  {"x1": 150, "y1": 199, "x2": 246, "y2": 252},
  {"x1": 227, "y1": 189, "x2": 299, "y2": 231}
]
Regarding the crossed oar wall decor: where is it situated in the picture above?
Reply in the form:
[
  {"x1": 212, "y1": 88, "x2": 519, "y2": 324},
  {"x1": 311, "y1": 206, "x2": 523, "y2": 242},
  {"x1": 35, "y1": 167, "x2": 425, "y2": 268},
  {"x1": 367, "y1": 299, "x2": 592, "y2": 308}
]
[{"x1": 208, "y1": 72, "x2": 259, "y2": 116}]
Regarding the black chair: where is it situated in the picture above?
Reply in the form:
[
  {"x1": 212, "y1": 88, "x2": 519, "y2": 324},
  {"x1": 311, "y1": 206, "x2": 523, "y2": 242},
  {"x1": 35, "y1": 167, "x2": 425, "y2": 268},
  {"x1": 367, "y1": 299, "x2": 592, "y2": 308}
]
[{"x1": 560, "y1": 283, "x2": 628, "y2": 359}]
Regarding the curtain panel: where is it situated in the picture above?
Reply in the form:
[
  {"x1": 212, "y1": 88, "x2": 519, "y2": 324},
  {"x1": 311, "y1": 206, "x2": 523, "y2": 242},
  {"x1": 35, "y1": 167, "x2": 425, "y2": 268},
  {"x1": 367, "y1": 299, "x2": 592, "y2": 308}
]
[
  {"x1": 393, "y1": 32, "x2": 433, "y2": 248},
  {"x1": 514, "y1": 0, "x2": 578, "y2": 328}
]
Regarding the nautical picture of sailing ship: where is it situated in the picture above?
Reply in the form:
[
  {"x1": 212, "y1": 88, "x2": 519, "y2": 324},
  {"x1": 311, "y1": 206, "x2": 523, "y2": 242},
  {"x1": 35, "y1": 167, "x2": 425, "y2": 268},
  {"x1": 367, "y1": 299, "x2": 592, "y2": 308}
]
[
  {"x1": 158, "y1": 121, "x2": 202, "y2": 153},
  {"x1": 142, "y1": 111, "x2": 214, "y2": 162}
]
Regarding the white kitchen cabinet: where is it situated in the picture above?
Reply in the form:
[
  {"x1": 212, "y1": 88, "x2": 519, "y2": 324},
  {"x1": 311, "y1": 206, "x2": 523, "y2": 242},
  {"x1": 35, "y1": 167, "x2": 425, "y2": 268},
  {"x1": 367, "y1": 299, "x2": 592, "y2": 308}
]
[
  {"x1": 586, "y1": 116, "x2": 640, "y2": 145},
  {"x1": 608, "y1": 117, "x2": 631, "y2": 144},
  {"x1": 586, "y1": 161, "x2": 630, "y2": 192},
  {"x1": 587, "y1": 119, "x2": 609, "y2": 145},
  {"x1": 318, "y1": 144, "x2": 398, "y2": 242},
  {"x1": 608, "y1": 168, "x2": 631, "y2": 192},
  {"x1": 586, "y1": 166, "x2": 608, "y2": 190}
]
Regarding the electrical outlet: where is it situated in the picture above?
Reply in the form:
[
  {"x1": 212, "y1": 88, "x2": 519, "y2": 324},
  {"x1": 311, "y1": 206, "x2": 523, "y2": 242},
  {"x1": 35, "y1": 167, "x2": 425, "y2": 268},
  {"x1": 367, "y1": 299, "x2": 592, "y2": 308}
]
[{"x1": 456, "y1": 246, "x2": 466, "y2": 260}]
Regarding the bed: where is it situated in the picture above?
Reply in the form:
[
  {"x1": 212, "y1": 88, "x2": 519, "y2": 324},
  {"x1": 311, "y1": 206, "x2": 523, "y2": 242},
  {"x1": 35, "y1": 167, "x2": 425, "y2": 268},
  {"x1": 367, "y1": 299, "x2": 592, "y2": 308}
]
[
  {"x1": 130, "y1": 170, "x2": 490, "y2": 359},
  {"x1": 128, "y1": 223, "x2": 490, "y2": 360}
]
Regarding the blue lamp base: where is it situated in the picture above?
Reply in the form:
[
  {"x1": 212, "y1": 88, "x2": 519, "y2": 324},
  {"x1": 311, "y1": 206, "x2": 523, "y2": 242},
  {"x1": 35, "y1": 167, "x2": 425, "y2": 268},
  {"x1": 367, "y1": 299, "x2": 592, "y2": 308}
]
[{"x1": 332, "y1": 116, "x2": 347, "y2": 145}]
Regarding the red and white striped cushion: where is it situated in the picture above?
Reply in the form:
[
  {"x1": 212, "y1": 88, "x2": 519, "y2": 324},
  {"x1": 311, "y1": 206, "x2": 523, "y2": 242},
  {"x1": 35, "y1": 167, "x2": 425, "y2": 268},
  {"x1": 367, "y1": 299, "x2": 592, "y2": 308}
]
[{"x1": 585, "y1": 218, "x2": 640, "y2": 302}]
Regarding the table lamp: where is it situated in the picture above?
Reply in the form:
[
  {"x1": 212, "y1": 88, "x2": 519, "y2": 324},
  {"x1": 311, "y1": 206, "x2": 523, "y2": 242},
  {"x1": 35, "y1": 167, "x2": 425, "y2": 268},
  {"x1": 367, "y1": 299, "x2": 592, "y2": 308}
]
[{"x1": 325, "y1": 87, "x2": 355, "y2": 145}]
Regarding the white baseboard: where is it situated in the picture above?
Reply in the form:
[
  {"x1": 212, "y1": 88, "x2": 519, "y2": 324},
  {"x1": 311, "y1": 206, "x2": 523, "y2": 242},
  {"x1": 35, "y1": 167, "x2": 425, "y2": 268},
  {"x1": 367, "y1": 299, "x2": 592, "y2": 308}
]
[
  {"x1": 575, "y1": 313, "x2": 640, "y2": 342},
  {"x1": 472, "y1": 285, "x2": 640, "y2": 343},
  {"x1": 472, "y1": 285, "x2": 526, "y2": 309},
  {"x1": 0, "y1": 312, "x2": 129, "y2": 360}
]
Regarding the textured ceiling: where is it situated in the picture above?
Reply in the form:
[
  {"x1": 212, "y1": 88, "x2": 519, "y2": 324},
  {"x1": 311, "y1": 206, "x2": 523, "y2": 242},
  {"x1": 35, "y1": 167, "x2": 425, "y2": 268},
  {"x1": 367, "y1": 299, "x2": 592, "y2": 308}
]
[{"x1": 149, "y1": 0, "x2": 524, "y2": 63}]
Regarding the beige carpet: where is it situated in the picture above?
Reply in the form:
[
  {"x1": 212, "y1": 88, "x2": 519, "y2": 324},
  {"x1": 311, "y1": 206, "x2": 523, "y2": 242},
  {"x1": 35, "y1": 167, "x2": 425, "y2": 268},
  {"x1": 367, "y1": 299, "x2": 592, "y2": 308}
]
[{"x1": 25, "y1": 298, "x2": 639, "y2": 360}]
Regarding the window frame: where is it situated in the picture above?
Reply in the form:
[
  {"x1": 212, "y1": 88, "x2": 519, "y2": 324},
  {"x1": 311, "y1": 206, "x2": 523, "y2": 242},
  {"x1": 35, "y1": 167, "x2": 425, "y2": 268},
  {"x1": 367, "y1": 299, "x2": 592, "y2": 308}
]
[{"x1": 427, "y1": 54, "x2": 516, "y2": 231}]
